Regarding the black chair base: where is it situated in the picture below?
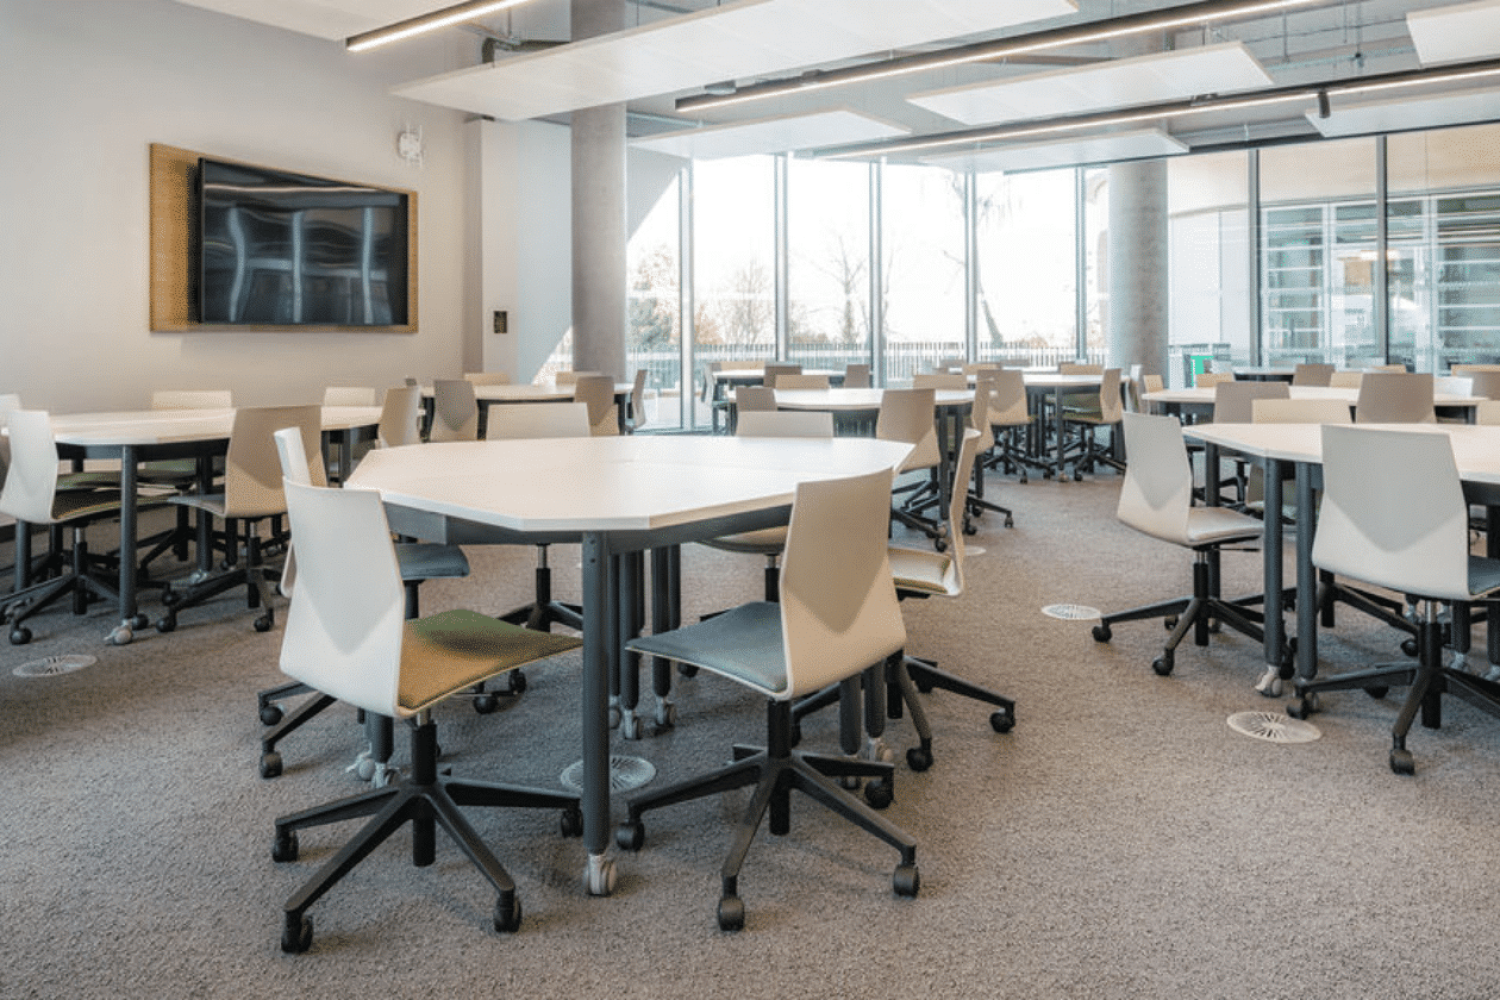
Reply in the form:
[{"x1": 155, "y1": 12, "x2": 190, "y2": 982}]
[
  {"x1": 615, "y1": 699, "x2": 918, "y2": 931},
  {"x1": 156, "y1": 519, "x2": 279, "y2": 633},
  {"x1": 3, "y1": 528, "x2": 122, "y2": 645},
  {"x1": 273, "y1": 716, "x2": 581, "y2": 953}
]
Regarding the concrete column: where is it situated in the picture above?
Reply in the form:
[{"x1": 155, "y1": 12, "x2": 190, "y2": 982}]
[
  {"x1": 571, "y1": 0, "x2": 628, "y2": 380},
  {"x1": 1107, "y1": 158, "x2": 1169, "y2": 378}
]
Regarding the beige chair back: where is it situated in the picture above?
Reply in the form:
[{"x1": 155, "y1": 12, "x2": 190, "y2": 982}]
[
  {"x1": 843, "y1": 363, "x2": 872, "y2": 389},
  {"x1": 377, "y1": 386, "x2": 423, "y2": 448},
  {"x1": 484, "y1": 402, "x2": 590, "y2": 440},
  {"x1": 626, "y1": 369, "x2": 649, "y2": 433},
  {"x1": 223, "y1": 405, "x2": 324, "y2": 519},
  {"x1": 1464, "y1": 370, "x2": 1500, "y2": 400},
  {"x1": 1212, "y1": 381, "x2": 1289, "y2": 423},
  {"x1": 1059, "y1": 363, "x2": 1102, "y2": 376},
  {"x1": 762, "y1": 364, "x2": 802, "y2": 388},
  {"x1": 1251, "y1": 398, "x2": 1352, "y2": 424},
  {"x1": 913, "y1": 373, "x2": 967, "y2": 390},
  {"x1": 1194, "y1": 371, "x2": 1235, "y2": 389},
  {"x1": 736, "y1": 410, "x2": 834, "y2": 439},
  {"x1": 430, "y1": 379, "x2": 479, "y2": 441},
  {"x1": 876, "y1": 388, "x2": 940, "y2": 473},
  {"x1": 553, "y1": 370, "x2": 601, "y2": 387},
  {"x1": 573, "y1": 374, "x2": 619, "y2": 436},
  {"x1": 1354, "y1": 371, "x2": 1434, "y2": 423},
  {"x1": 735, "y1": 386, "x2": 777, "y2": 412},
  {"x1": 1328, "y1": 370, "x2": 1363, "y2": 389},
  {"x1": 464, "y1": 371, "x2": 510, "y2": 386},
  {"x1": 985, "y1": 369, "x2": 1030, "y2": 428},
  {"x1": 773, "y1": 374, "x2": 831, "y2": 390},
  {"x1": 1476, "y1": 400, "x2": 1500, "y2": 425},
  {"x1": 1292, "y1": 363, "x2": 1335, "y2": 387}
]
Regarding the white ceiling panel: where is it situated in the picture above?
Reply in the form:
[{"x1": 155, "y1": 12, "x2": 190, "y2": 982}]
[
  {"x1": 391, "y1": 0, "x2": 1076, "y2": 121},
  {"x1": 1308, "y1": 87, "x2": 1500, "y2": 136},
  {"x1": 909, "y1": 42, "x2": 1273, "y2": 126},
  {"x1": 1408, "y1": 0, "x2": 1500, "y2": 67},
  {"x1": 922, "y1": 129, "x2": 1187, "y2": 173},
  {"x1": 174, "y1": 0, "x2": 453, "y2": 40},
  {"x1": 632, "y1": 110, "x2": 907, "y2": 159}
]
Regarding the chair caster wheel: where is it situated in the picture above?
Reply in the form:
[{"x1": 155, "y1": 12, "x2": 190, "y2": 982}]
[
  {"x1": 281, "y1": 914, "x2": 312, "y2": 954},
  {"x1": 863, "y1": 778, "x2": 893, "y2": 810},
  {"x1": 473, "y1": 693, "x2": 499, "y2": 715},
  {"x1": 1152, "y1": 653, "x2": 1174, "y2": 676},
  {"x1": 507, "y1": 670, "x2": 527, "y2": 694},
  {"x1": 652, "y1": 701, "x2": 677, "y2": 733},
  {"x1": 161, "y1": 588, "x2": 180, "y2": 608},
  {"x1": 1286, "y1": 698, "x2": 1314, "y2": 720},
  {"x1": 615, "y1": 820, "x2": 644, "y2": 851},
  {"x1": 560, "y1": 806, "x2": 583, "y2": 838},
  {"x1": 254, "y1": 614, "x2": 273, "y2": 633},
  {"x1": 271, "y1": 830, "x2": 299, "y2": 863},
  {"x1": 493, "y1": 893, "x2": 522, "y2": 933},
  {"x1": 1365, "y1": 686, "x2": 1389, "y2": 700},
  {"x1": 1003, "y1": 515, "x2": 1014, "y2": 529},
  {"x1": 155, "y1": 614, "x2": 177, "y2": 634},
  {"x1": 585, "y1": 855, "x2": 617, "y2": 896},
  {"x1": 990, "y1": 708, "x2": 1014, "y2": 733},
  {"x1": 905, "y1": 745, "x2": 933, "y2": 772},
  {"x1": 1401, "y1": 638, "x2": 1418, "y2": 658},
  {"x1": 678, "y1": 664, "x2": 699, "y2": 678},
  {"x1": 1091, "y1": 623, "x2": 1112, "y2": 643},
  {"x1": 619, "y1": 711, "x2": 641, "y2": 741},
  {"x1": 893, "y1": 863, "x2": 920, "y2": 897},
  {"x1": 8, "y1": 627, "x2": 32, "y2": 645},
  {"x1": 1163, "y1": 616, "x2": 1177, "y2": 630},
  {"x1": 1390, "y1": 747, "x2": 1415, "y2": 775},
  {"x1": 106, "y1": 624, "x2": 134, "y2": 646},
  {"x1": 260, "y1": 751, "x2": 283, "y2": 779},
  {"x1": 259, "y1": 704, "x2": 284, "y2": 726},
  {"x1": 129, "y1": 613, "x2": 150, "y2": 630},
  {"x1": 717, "y1": 894, "x2": 745, "y2": 931}
]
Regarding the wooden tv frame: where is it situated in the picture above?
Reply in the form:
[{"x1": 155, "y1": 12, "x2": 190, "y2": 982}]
[{"x1": 149, "y1": 143, "x2": 417, "y2": 333}]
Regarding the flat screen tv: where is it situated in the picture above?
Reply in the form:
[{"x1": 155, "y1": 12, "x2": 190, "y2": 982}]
[{"x1": 197, "y1": 158, "x2": 410, "y2": 327}]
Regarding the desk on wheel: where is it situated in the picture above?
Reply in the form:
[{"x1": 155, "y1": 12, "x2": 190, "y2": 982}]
[{"x1": 345, "y1": 435, "x2": 912, "y2": 896}]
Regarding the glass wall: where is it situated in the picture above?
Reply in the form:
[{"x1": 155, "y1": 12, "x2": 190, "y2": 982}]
[
  {"x1": 692, "y1": 155, "x2": 777, "y2": 358},
  {"x1": 975, "y1": 168, "x2": 1079, "y2": 367},
  {"x1": 1167, "y1": 151, "x2": 1250, "y2": 383},
  {"x1": 786, "y1": 157, "x2": 871, "y2": 374},
  {"x1": 880, "y1": 163, "x2": 967, "y2": 384},
  {"x1": 627, "y1": 169, "x2": 682, "y2": 429}
]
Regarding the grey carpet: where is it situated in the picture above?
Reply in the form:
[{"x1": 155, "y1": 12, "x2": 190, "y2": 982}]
[{"x1": 3, "y1": 470, "x2": 1499, "y2": 1000}]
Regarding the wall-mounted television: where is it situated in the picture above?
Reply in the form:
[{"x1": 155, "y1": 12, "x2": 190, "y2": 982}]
[{"x1": 196, "y1": 158, "x2": 410, "y2": 327}]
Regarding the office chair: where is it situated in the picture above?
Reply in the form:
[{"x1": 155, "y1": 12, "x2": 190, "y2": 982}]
[
  {"x1": 615, "y1": 468, "x2": 919, "y2": 931},
  {"x1": 257, "y1": 427, "x2": 472, "y2": 783},
  {"x1": 1288, "y1": 425, "x2": 1500, "y2": 774},
  {"x1": 1292, "y1": 363, "x2": 1335, "y2": 387},
  {"x1": 0, "y1": 411, "x2": 157, "y2": 645},
  {"x1": 771, "y1": 373, "x2": 831, "y2": 389},
  {"x1": 156, "y1": 406, "x2": 321, "y2": 635},
  {"x1": 1354, "y1": 372, "x2": 1435, "y2": 423},
  {"x1": 463, "y1": 371, "x2": 510, "y2": 386},
  {"x1": 1090, "y1": 413, "x2": 1273, "y2": 682},
  {"x1": 1060, "y1": 368, "x2": 1125, "y2": 479},
  {"x1": 878, "y1": 388, "x2": 945, "y2": 546},
  {"x1": 375, "y1": 385, "x2": 423, "y2": 448},
  {"x1": 271, "y1": 479, "x2": 584, "y2": 953},
  {"x1": 553, "y1": 370, "x2": 600, "y2": 386},
  {"x1": 1328, "y1": 371, "x2": 1364, "y2": 389},
  {"x1": 573, "y1": 374, "x2": 620, "y2": 436},
  {"x1": 843, "y1": 363, "x2": 872, "y2": 388},
  {"x1": 981, "y1": 367, "x2": 1037, "y2": 484},
  {"x1": 624, "y1": 368, "x2": 649, "y2": 433},
  {"x1": 429, "y1": 379, "x2": 480, "y2": 442},
  {"x1": 1211, "y1": 381, "x2": 1290, "y2": 507},
  {"x1": 761, "y1": 363, "x2": 801, "y2": 387}
]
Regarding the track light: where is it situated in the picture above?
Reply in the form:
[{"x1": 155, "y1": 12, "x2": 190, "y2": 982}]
[
  {"x1": 677, "y1": 0, "x2": 1325, "y2": 113},
  {"x1": 347, "y1": 0, "x2": 538, "y2": 53}
]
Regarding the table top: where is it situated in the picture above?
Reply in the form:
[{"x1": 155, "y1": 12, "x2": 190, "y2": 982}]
[
  {"x1": 771, "y1": 387, "x2": 973, "y2": 412},
  {"x1": 1144, "y1": 385, "x2": 1482, "y2": 408},
  {"x1": 712, "y1": 367, "x2": 842, "y2": 382},
  {"x1": 1022, "y1": 373, "x2": 1103, "y2": 389},
  {"x1": 1184, "y1": 422, "x2": 1500, "y2": 486},
  {"x1": 346, "y1": 436, "x2": 914, "y2": 535},
  {"x1": 422, "y1": 383, "x2": 632, "y2": 402},
  {"x1": 44, "y1": 406, "x2": 382, "y2": 446}
]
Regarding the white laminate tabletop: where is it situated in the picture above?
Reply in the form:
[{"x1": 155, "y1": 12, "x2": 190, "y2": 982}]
[
  {"x1": 1144, "y1": 385, "x2": 1481, "y2": 409},
  {"x1": 1184, "y1": 422, "x2": 1500, "y2": 485},
  {"x1": 771, "y1": 387, "x2": 973, "y2": 412},
  {"x1": 1022, "y1": 373, "x2": 1102, "y2": 390},
  {"x1": 422, "y1": 383, "x2": 632, "y2": 402},
  {"x1": 346, "y1": 435, "x2": 914, "y2": 535},
  {"x1": 45, "y1": 406, "x2": 381, "y2": 446}
]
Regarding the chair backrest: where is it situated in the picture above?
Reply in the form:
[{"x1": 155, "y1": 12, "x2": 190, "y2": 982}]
[
  {"x1": 1142, "y1": 373, "x2": 1163, "y2": 394},
  {"x1": 762, "y1": 363, "x2": 802, "y2": 387},
  {"x1": 984, "y1": 368, "x2": 1030, "y2": 427},
  {"x1": 1328, "y1": 370, "x2": 1363, "y2": 389},
  {"x1": 1365, "y1": 363, "x2": 1407, "y2": 372},
  {"x1": 572, "y1": 374, "x2": 619, "y2": 436},
  {"x1": 322, "y1": 386, "x2": 377, "y2": 406},
  {"x1": 1115, "y1": 413, "x2": 1193, "y2": 546},
  {"x1": 1433, "y1": 375, "x2": 1473, "y2": 399},
  {"x1": 0, "y1": 393, "x2": 20, "y2": 492},
  {"x1": 778, "y1": 468, "x2": 906, "y2": 700},
  {"x1": 876, "y1": 388, "x2": 940, "y2": 473},
  {"x1": 1212, "y1": 380, "x2": 1289, "y2": 423},
  {"x1": 0, "y1": 410, "x2": 62, "y2": 524},
  {"x1": 430, "y1": 378, "x2": 479, "y2": 441},
  {"x1": 735, "y1": 410, "x2": 834, "y2": 439},
  {"x1": 1477, "y1": 400, "x2": 1500, "y2": 425},
  {"x1": 377, "y1": 385, "x2": 423, "y2": 448},
  {"x1": 913, "y1": 372, "x2": 968, "y2": 390},
  {"x1": 484, "y1": 402, "x2": 591, "y2": 440},
  {"x1": 1251, "y1": 398, "x2": 1353, "y2": 424},
  {"x1": 553, "y1": 370, "x2": 601, "y2": 386},
  {"x1": 843, "y1": 363, "x2": 872, "y2": 389},
  {"x1": 735, "y1": 385, "x2": 777, "y2": 412},
  {"x1": 1094, "y1": 369, "x2": 1124, "y2": 423},
  {"x1": 1354, "y1": 371, "x2": 1435, "y2": 423},
  {"x1": 700, "y1": 361, "x2": 723, "y2": 402},
  {"x1": 1194, "y1": 371, "x2": 1235, "y2": 389},
  {"x1": 152, "y1": 389, "x2": 232, "y2": 409},
  {"x1": 1292, "y1": 363, "x2": 1335, "y2": 387},
  {"x1": 1059, "y1": 363, "x2": 1102, "y2": 376},
  {"x1": 223, "y1": 405, "x2": 324, "y2": 518},
  {"x1": 1313, "y1": 424, "x2": 1470, "y2": 602},
  {"x1": 773, "y1": 373, "x2": 831, "y2": 390},
  {"x1": 627, "y1": 368, "x2": 648, "y2": 432},
  {"x1": 968, "y1": 374, "x2": 995, "y2": 450},
  {"x1": 280, "y1": 478, "x2": 407, "y2": 717},
  {"x1": 1465, "y1": 370, "x2": 1500, "y2": 401},
  {"x1": 937, "y1": 356, "x2": 966, "y2": 373},
  {"x1": 463, "y1": 371, "x2": 510, "y2": 386}
]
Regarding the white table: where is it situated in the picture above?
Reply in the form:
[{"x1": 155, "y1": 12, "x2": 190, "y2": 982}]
[
  {"x1": 1144, "y1": 384, "x2": 1483, "y2": 419},
  {"x1": 1183, "y1": 422, "x2": 1500, "y2": 699},
  {"x1": 38, "y1": 406, "x2": 380, "y2": 644},
  {"x1": 345, "y1": 435, "x2": 913, "y2": 895}
]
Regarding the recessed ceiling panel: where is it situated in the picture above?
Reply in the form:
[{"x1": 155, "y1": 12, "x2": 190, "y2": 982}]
[
  {"x1": 392, "y1": 0, "x2": 1077, "y2": 121},
  {"x1": 174, "y1": 0, "x2": 451, "y2": 39},
  {"x1": 1308, "y1": 87, "x2": 1500, "y2": 136},
  {"x1": 633, "y1": 110, "x2": 907, "y2": 159},
  {"x1": 909, "y1": 42, "x2": 1273, "y2": 126},
  {"x1": 1408, "y1": 0, "x2": 1500, "y2": 67},
  {"x1": 921, "y1": 129, "x2": 1187, "y2": 173}
]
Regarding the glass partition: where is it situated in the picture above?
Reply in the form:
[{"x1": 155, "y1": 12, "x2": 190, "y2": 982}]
[
  {"x1": 787, "y1": 157, "x2": 871, "y2": 375},
  {"x1": 880, "y1": 163, "x2": 967, "y2": 384},
  {"x1": 627, "y1": 170, "x2": 683, "y2": 429},
  {"x1": 975, "y1": 168, "x2": 1078, "y2": 368}
]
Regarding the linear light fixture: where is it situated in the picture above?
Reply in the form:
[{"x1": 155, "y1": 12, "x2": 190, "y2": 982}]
[
  {"x1": 347, "y1": 0, "x2": 538, "y2": 53},
  {"x1": 812, "y1": 57, "x2": 1500, "y2": 159},
  {"x1": 676, "y1": 0, "x2": 1325, "y2": 113}
]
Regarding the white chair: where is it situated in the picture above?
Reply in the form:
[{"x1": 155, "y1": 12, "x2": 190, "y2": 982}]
[
  {"x1": 0, "y1": 411, "x2": 148, "y2": 645},
  {"x1": 484, "y1": 402, "x2": 591, "y2": 634},
  {"x1": 429, "y1": 379, "x2": 480, "y2": 441},
  {"x1": 1211, "y1": 380, "x2": 1290, "y2": 505},
  {"x1": 624, "y1": 369, "x2": 649, "y2": 433},
  {"x1": 1060, "y1": 368, "x2": 1125, "y2": 478},
  {"x1": 1328, "y1": 370, "x2": 1364, "y2": 389},
  {"x1": 1355, "y1": 371, "x2": 1435, "y2": 423},
  {"x1": 982, "y1": 368, "x2": 1036, "y2": 482},
  {"x1": 156, "y1": 406, "x2": 322, "y2": 634},
  {"x1": 878, "y1": 388, "x2": 945, "y2": 546},
  {"x1": 463, "y1": 371, "x2": 510, "y2": 386},
  {"x1": 270, "y1": 478, "x2": 584, "y2": 953},
  {"x1": 256, "y1": 427, "x2": 472, "y2": 783},
  {"x1": 960, "y1": 372, "x2": 1014, "y2": 528},
  {"x1": 843, "y1": 363, "x2": 872, "y2": 389},
  {"x1": 572, "y1": 374, "x2": 619, "y2": 436},
  {"x1": 615, "y1": 468, "x2": 919, "y2": 931},
  {"x1": 772, "y1": 373, "x2": 831, "y2": 390},
  {"x1": 1292, "y1": 363, "x2": 1335, "y2": 387},
  {"x1": 1292, "y1": 425, "x2": 1500, "y2": 775},
  {"x1": 376, "y1": 385, "x2": 423, "y2": 448},
  {"x1": 321, "y1": 386, "x2": 377, "y2": 406},
  {"x1": 553, "y1": 370, "x2": 600, "y2": 387},
  {"x1": 1090, "y1": 413, "x2": 1270, "y2": 680}
]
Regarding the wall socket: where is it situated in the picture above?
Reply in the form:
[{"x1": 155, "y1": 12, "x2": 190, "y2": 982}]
[{"x1": 493, "y1": 310, "x2": 508, "y2": 334}]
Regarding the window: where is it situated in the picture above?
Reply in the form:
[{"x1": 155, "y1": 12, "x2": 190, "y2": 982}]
[
  {"x1": 975, "y1": 169, "x2": 1078, "y2": 367},
  {"x1": 787, "y1": 157, "x2": 871, "y2": 374}
]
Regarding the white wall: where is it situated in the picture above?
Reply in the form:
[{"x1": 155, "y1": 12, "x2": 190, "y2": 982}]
[{"x1": 0, "y1": 1, "x2": 477, "y2": 411}]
